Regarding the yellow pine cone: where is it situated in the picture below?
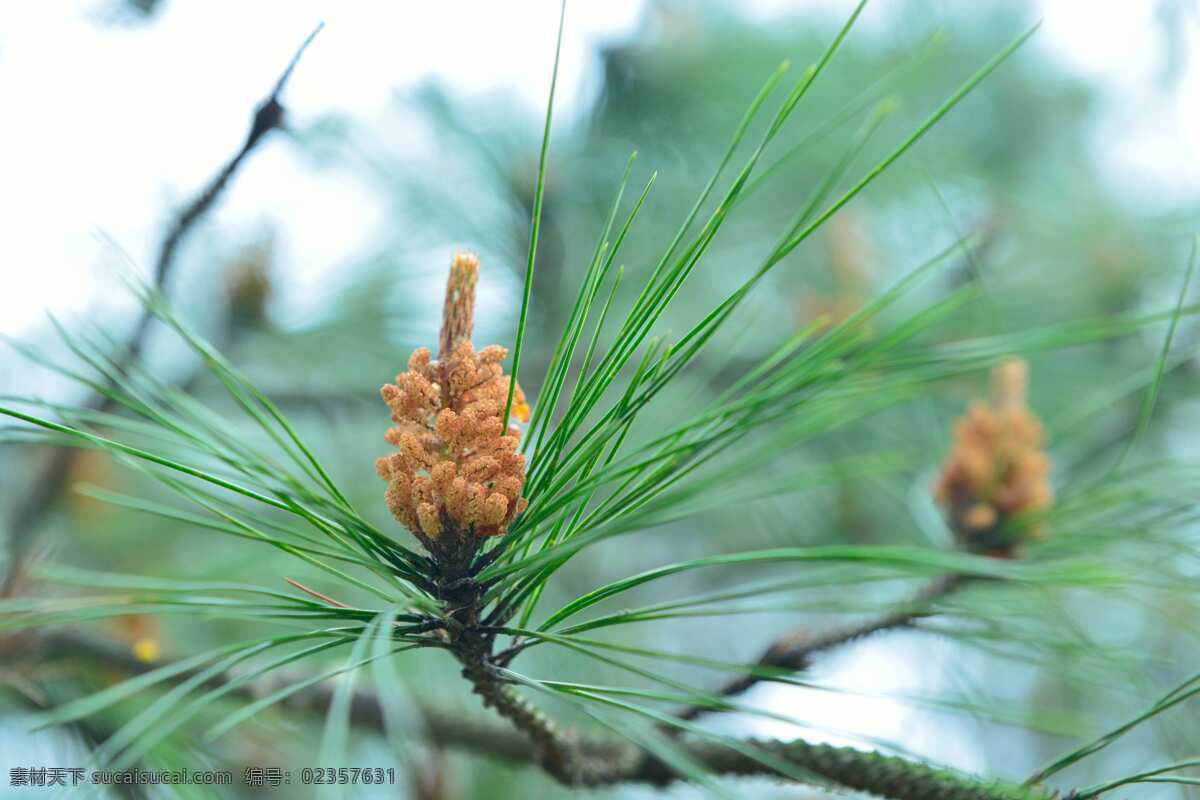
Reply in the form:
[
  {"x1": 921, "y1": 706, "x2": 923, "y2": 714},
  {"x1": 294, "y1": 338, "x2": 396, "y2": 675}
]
[
  {"x1": 933, "y1": 358, "x2": 1052, "y2": 556},
  {"x1": 376, "y1": 253, "x2": 529, "y2": 545}
]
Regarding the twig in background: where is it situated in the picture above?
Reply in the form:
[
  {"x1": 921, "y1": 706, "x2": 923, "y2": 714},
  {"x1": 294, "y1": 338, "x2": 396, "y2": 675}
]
[
  {"x1": 1, "y1": 23, "x2": 324, "y2": 596},
  {"x1": 673, "y1": 573, "x2": 964, "y2": 723}
]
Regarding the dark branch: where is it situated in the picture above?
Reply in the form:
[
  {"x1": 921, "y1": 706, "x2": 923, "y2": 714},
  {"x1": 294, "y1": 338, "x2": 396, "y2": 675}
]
[
  {"x1": 153, "y1": 22, "x2": 323, "y2": 287},
  {"x1": 1, "y1": 24, "x2": 323, "y2": 595},
  {"x1": 673, "y1": 573, "x2": 965, "y2": 723}
]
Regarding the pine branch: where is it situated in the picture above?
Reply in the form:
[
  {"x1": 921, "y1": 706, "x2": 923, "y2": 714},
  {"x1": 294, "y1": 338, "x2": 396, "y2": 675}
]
[
  {"x1": 1, "y1": 23, "x2": 323, "y2": 595},
  {"x1": 453, "y1": 628, "x2": 583, "y2": 781},
  {"x1": 662, "y1": 738, "x2": 1050, "y2": 800},
  {"x1": 424, "y1": 549, "x2": 620, "y2": 784},
  {"x1": 673, "y1": 573, "x2": 965, "y2": 722},
  {"x1": 17, "y1": 627, "x2": 1059, "y2": 799}
]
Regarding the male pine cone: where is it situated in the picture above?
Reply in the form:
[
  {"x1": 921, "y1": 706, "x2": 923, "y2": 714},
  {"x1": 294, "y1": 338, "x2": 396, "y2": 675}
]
[
  {"x1": 933, "y1": 358, "x2": 1052, "y2": 556},
  {"x1": 376, "y1": 253, "x2": 529, "y2": 547}
]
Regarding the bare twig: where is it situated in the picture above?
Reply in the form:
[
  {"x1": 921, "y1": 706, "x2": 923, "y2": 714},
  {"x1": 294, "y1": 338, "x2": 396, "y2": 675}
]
[
  {"x1": 152, "y1": 23, "x2": 323, "y2": 289},
  {"x1": 674, "y1": 573, "x2": 965, "y2": 722},
  {"x1": 1, "y1": 24, "x2": 323, "y2": 596}
]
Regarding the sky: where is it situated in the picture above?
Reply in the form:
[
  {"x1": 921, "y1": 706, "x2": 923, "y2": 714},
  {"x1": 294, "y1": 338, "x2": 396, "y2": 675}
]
[
  {"x1": 0, "y1": 1, "x2": 1198, "y2": 340},
  {"x1": 0, "y1": 2, "x2": 640, "y2": 338}
]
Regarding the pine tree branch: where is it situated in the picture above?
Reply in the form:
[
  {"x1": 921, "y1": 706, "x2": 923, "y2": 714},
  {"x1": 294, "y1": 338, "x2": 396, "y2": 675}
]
[
  {"x1": 661, "y1": 737, "x2": 1050, "y2": 800},
  {"x1": 16, "y1": 626, "x2": 1059, "y2": 800},
  {"x1": 673, "y1": 573, "x2": 965, "y2": 722},
  {"x1": 1, "y1": 24, "x2": 322, "y2": 596},
  {"x1": 454, "y1": 633, "x2": 584, "y2": 781}
]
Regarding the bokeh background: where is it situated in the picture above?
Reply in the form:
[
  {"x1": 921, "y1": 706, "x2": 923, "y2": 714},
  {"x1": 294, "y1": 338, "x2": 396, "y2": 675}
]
[{"x1": 3, "y1": 1, "x2": 1200, "y2": 798}]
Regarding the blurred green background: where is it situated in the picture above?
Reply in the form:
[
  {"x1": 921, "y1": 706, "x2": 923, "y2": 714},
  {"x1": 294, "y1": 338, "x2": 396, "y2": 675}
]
[{"x1": 3, "y1": 1, "x2": 1200, "y2": 798}]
